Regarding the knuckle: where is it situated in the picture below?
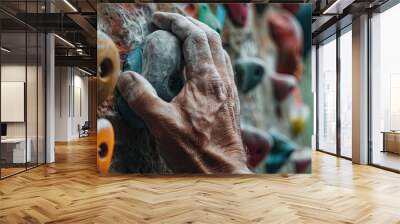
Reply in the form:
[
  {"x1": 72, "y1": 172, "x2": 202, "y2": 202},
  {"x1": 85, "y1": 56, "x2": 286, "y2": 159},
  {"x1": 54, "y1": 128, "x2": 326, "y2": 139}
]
[
  {"x1": 117, "y1": 76, "x2": 129, "y2": 91},
  {"x1": 120, "y1": 73, "x2": 137, "y2": 88},
  {"x1": 191, "y1": 30, "x2": 208, "y2": 44},
  {"x1": 206, "y1": 29, "x2": 220, "y2": 43},
  {"x1": 207, "y1": 78, "x2": 227, "y2": 101},
  {"x1": 197, "y1": 64, "x2": 216, "y2": 76},
  {"x1": 173, "y1": 19, "x2": 184, "y2": 28},
  {"x1": 171, "y1": 18, "x2": 189, "y2": 33}
]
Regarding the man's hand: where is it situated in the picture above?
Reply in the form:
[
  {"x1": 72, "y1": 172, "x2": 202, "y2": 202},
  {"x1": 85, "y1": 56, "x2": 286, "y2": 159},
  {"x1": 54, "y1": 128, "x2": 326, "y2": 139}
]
[{"x1": 117, "y1": 12, "x2": 251, "y2": 174}]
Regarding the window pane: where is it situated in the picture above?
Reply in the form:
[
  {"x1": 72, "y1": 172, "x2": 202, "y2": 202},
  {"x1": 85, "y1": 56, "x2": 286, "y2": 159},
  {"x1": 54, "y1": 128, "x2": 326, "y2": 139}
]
[
  {"x1": 371, "y1": 4, "x2": 400, "y2": 171},
  {"x1": 318, "y1": 37, "x2": 337, "y2": 154},
  {"x1": 1, "y1": 30, "x2": 28, "y2": 177},
  {"x1": 340, "y1": 29, "x2": 352, "y2": 158},
  {"x1": 27, "y1": 31, "x2": 38, "y2": 169}
]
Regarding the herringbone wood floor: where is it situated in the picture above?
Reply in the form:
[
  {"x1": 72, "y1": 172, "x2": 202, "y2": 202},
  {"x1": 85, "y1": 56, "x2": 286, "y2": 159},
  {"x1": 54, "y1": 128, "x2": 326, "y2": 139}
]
[{"x1": 0, "y1": 136, "x2": 399, "y2": 223}]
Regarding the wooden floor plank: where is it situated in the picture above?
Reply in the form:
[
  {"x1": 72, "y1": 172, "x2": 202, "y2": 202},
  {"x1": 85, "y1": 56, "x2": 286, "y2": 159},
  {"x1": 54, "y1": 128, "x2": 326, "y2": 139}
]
[{"x1": 0, "y1": 136, "x2": 399, "y2": 223}]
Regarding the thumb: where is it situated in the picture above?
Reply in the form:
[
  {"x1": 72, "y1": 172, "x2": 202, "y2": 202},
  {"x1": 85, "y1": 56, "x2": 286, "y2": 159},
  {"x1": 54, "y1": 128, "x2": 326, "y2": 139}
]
[{"x1": 117, "y1": 71, "x2": 172, "y2": 123}]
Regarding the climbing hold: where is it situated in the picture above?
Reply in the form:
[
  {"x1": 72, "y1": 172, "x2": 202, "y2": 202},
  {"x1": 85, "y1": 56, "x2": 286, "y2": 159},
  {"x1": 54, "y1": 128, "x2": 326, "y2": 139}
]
[
  {"x1": 291, "y1": 117, "x2": 306, "y2": 137},
  {"x1": 123, "y1": 45, "x2": 143, "y2": 74},
  {"x1": 142, "y1": 30, "x2": 184, "y2": 101},
  {"x1": 268, "y1": 13, "x2": 303, "y2": 79},
  {"x1": 215, "y1": 4, "x2": 226, "y2": 28},
  {"x1": 241, "y1": 127, "x2": 272, "y2": 169},
  {"x1": 271, "y1": 74, "x2": 297, "y2": 102},
  {"x1": 180, "y1": 3, "x2": 199, "y2": 18},
  {"x1": 265, "y1": 131, "x2": 296, "y2": 173},
  {"x1": 97, "y1": 31, "x2": 120, "y2": 105},
  {"x1": 97, "y1": 118, "x2": 115, "y2": 175},
  {"x1": 198, "y1": 3, "x2": 222, "y2": 33},
  {"x1": 118, "y1": 30, "x2": 184, "y2": 128},
  {"x1": 225, "y1": 3, "x2": 249, "y2": 27},
  {"x1": 234, "y1": 57, "x2": 265, "y2": 94}
]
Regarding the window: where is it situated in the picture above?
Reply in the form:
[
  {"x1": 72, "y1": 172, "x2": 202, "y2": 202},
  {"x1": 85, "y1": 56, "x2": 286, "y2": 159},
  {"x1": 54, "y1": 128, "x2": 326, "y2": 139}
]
[
  {"x1": 339, "y1": 27, "x2": 352, "y2": 158},
  {"x1": 317, "y1": 36, "x2": 337, "y2": 154},
  {"x1": 0, "y1": 1, "x2": 47, "y2": 179},
  {"x1": 370, "y1": 3, "x2": 400, "y2": 171}
]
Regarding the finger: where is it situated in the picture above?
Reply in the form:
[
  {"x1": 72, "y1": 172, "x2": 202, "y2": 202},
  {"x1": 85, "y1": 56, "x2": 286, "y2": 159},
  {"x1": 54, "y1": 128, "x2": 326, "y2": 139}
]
[
  {"x1": 151, "y1": 12, "x2": 214, "y2": 79},
  {"x1": 187, "y1": 17, "x2": 227, "y2": 74},
  {"x1": 224, "y1": 51, "x2": 241, "y2": 132},
  {"x1": 223, "y1": 50, "x2": 235, "y2": 87},
  {"x1": 117, "y1": 71, "x2": 174, "y2": 124},
  {"x1": 223, "y1": 50, "x2": 237, "y2": 100}
]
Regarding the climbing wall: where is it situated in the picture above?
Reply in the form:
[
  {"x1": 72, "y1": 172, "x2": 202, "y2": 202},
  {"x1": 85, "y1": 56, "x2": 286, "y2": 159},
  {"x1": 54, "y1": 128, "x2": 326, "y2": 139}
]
[{"x1": 97, "y1": 3, "x2": 312, "y2": 174}]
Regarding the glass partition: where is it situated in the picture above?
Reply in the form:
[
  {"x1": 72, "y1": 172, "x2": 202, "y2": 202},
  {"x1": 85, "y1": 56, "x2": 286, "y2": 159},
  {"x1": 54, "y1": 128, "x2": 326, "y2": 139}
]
[
  {"x1": 339, "y1": 27, "x2": 352, "y2": 158},
  {"x1": 0, "y1": 0, "x2": 46, "y2": 179},
  {"x1": 370, "y1": 3, "x2": 400, "y2": 171},
  {"x1": 0, "y1": 31, "x2": 28, "y2": 177},
  {"x1": 317, "y1": 35, "x2": 337, "y2": 154}
]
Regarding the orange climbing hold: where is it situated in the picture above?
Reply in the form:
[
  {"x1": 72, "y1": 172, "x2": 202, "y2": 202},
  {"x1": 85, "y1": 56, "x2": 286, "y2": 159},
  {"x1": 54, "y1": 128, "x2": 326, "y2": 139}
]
[{"x1": 97, "y1": 118, "x2": 115, "y2": 175}]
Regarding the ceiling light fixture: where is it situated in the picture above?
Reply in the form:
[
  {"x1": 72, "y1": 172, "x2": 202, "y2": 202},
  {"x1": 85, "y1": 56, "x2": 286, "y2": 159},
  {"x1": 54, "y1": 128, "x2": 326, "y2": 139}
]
[
  {"x1": 322, "y1": 0, "x2": 342, "y2": 15},
  {"x1": 63, "y1": 0, "x2": 78, "y2": 12},
  {"x1": 54, "y1": 34, "x2": 75, "y2": 48},
  {"x1": 1, "y1": 47, "x2": 11, "y2": 53},
  {"x1": 78, "y1": 67, "x2": 93, "y2": 76}
]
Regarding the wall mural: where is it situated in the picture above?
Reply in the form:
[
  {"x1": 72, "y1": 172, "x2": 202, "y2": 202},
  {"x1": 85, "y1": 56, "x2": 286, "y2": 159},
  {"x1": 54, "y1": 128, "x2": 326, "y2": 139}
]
[{"x1": 97, "y1": 3, "x2": 312, "y2": 174}]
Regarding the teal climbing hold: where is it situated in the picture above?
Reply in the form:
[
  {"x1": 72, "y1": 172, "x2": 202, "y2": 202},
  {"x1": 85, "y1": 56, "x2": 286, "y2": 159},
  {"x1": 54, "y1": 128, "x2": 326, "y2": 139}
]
[
  {"x1": 265, "y1": 131, "x2": 296, "y2": 173},
  {"x1": 198, "y1": 3, "x2": 222, "y2": 34},
  {"x1": 123, "y1": 45, "x2": 143, "y2": 73},
  {"x1": 215, "y1": 4, "x2": 226, "y2": 28},
  {"x1": 117, "y1": 30, "x2": 184, "y2": 129}
]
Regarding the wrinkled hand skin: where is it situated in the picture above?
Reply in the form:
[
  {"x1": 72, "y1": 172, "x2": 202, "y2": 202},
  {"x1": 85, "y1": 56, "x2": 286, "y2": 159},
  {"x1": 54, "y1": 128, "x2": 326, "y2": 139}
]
[{"x1": 117, "y1": 12, "x2": 251, "y2": 174}]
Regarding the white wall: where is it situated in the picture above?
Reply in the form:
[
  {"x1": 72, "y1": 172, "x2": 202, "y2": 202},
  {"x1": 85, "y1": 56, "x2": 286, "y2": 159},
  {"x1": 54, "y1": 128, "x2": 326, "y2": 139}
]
[
  {"x1": 55, "y1": 67, "x2": 69, "y2": 141},
  {"x1": 1, "y1": 65, "x2": 41, "y2": 137},
  {"x1": 1, "y1": 63, "x2": 46, "y2": 164},
  {"x1": 1, "y1": 65, "x2": 26, "y2": 138},
  {"x1": 55, "y1": 67, "x2": 89, "y2": 141}
]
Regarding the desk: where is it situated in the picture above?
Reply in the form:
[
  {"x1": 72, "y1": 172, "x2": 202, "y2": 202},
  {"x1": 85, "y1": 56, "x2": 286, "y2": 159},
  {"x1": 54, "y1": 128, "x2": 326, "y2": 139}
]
[
  {"x1": 382, "y1": 131, "x2": 400, "y2": 155},
  {"x1": 1, "y1": 138, "x2": 31, "y2": 163}
]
